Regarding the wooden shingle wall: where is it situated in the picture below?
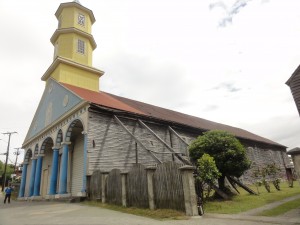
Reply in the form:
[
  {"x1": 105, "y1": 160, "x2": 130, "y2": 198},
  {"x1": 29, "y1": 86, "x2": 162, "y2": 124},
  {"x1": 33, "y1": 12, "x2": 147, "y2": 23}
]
[
  {"x1": 241, "y1": 146, "x2": 289, "y2": 184},
  {"x1": 87, "y1": 111, "x2": 289, "y2": 183}
]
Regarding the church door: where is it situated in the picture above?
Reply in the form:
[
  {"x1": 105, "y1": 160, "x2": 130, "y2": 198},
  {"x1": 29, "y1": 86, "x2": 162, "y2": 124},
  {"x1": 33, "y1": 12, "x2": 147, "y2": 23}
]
[{"x1": 41, "y1": 169, "x2": 49, "y2": 197}]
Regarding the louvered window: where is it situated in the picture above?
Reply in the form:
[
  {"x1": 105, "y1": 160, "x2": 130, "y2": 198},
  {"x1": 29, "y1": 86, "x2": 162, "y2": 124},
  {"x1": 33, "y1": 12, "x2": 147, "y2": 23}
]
[{"x1": 77, "y1": 39, "x2": 85, "y2": 54}]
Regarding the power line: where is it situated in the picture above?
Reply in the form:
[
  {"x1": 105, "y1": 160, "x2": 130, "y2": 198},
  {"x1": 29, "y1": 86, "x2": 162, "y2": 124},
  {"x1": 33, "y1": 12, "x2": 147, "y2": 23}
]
[{"x1": 1, "y1": 131, "x2": 17, "y2": 191}]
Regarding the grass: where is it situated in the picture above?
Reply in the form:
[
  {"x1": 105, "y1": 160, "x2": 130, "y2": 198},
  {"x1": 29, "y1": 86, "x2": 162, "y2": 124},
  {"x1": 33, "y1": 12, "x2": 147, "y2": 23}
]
[
  {"x1": 204, "y1": 181, "x2": 300, "y2": 214},
  {"x1": 83, "y1": 201, "x2": 188, "y2": 220},
  {"x1": 258, "y1": 198, "x2": 300, "y2": 216}
]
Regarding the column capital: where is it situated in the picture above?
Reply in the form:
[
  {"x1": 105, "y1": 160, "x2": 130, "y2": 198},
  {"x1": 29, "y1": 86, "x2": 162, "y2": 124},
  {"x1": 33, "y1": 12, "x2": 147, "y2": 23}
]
[
  {"x1": 61, "y1": 141, "x2": 71, "y2": 146},
  {"x1": 37, "y1": 154, "x2": 45, "y2": 158},
  {"x1": 31, "y1": 157, "x2": 37, "y2": 160},
  {"x1": 82, "y1": 130, "x2": 88, "y2": 135},
  {"x1": 52, "y1": 145, "x2": 61, "y2": 150}
]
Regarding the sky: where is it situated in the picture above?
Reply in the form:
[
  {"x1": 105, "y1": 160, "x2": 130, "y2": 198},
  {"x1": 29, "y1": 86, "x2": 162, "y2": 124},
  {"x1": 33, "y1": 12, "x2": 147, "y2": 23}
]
[{"x1": 1, "y1": 0, "x2": 300, "y2": 165}]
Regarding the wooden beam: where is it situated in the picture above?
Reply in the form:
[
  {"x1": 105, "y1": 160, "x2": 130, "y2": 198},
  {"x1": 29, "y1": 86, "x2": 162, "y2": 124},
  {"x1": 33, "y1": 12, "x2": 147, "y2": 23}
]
[
  {"x1": 227, "y1": 176, "x2": 257, "y2": 195},
  {"x1": 113, "y1": 115, "x2": 162, "y2": 164},
  {"x1": 168, "y1": 126, "x2": 190, "y2": 157},
  {"x1": 138, "y1": 119, "x2": 191, "y2": 165},
  {"x1": 168, "y1": 126, "x2": 189, "y2": 146},
  {"x1": 211, "y1": 183, "x2": 230, "y2": 200}
]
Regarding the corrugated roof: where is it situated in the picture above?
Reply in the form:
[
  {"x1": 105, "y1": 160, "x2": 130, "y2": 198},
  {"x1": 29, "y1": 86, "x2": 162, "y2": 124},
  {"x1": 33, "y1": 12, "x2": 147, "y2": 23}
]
[{"x1": 61, "y1": 82, "x2": 286, "y2": 148}]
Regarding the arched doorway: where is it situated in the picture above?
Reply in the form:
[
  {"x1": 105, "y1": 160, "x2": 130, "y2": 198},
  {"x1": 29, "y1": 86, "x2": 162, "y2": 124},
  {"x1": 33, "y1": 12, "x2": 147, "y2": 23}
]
[
  {"x1": 40, "y1": 137, "x2": 54, "y2": 197},
  {"x1": 66, "y1": 119, "x2": 84, "y2": 196}
]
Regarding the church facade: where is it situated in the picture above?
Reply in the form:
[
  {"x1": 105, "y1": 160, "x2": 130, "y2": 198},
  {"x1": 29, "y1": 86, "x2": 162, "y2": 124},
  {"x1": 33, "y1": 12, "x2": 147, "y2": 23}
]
[{"x1": 18, "y1": 1, "x2": 290, "y2": 200}]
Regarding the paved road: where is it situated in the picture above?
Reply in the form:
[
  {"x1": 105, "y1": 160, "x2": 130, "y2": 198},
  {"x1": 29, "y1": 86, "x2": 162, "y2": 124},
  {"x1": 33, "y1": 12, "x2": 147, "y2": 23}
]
[{"x1": 0, "y1": 194, "x2": 299, "y2": 225}]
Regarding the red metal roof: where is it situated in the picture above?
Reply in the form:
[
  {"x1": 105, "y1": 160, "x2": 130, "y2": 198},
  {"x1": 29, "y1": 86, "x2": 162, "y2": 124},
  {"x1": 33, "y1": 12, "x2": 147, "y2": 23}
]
[{"x1": 61, "y1": 82, "x2": 285, "y2": 148}]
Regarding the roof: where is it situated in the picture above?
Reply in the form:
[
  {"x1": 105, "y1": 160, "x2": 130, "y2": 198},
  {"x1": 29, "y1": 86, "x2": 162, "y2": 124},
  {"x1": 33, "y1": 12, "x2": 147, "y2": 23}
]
[
  {"x1": 286, "y1": 64, "x2": 300, "y2": 86},
  {"x1": 61, "y1": 82, "x2": 286, "y2": 149},
  {"x1": 287, "y1": 147, "x2": 300, "y2": 155}
]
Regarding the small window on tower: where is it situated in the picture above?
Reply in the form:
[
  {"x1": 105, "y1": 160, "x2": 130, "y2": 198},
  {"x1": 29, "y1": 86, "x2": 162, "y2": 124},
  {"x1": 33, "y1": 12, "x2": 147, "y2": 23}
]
[
  {"x1": 77, "y1": 39, "x2": 85, "y2": 54},
  {"x1": 78, "y1": 14, "x2": 85, "y2": 26}
]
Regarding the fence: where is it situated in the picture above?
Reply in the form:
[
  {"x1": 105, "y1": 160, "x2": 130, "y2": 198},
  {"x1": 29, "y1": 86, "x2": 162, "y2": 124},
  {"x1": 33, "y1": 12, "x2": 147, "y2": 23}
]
[{"x1": 88, "y1": 162, "x2": 198, "y2": 216}]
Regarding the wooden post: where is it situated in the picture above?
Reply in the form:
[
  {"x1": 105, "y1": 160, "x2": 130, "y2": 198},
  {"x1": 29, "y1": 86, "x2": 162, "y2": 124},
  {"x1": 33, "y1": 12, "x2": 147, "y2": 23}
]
[
  {"x1": 179, "y1": 165, "x2": 198, "y2": 216},
  {"x1": 121, "y1": 172, "x2": 128, "y2": 207},
  {"x1": 101, "y1": 172, "x2": 109, "y2": 203},
  {"x1": 145, "y1": 166, "x2": 156, "y2": 210}
]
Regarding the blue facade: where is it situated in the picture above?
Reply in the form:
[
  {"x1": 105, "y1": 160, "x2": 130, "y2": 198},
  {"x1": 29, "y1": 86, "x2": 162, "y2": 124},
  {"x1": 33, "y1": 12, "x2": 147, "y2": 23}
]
[{"x1": 24, "y1": 79, "x2": 83, "y2": 142}]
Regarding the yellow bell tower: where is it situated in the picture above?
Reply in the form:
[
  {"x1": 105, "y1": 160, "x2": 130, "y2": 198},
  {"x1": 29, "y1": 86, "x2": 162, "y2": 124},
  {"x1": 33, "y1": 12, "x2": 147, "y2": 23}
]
[{"x1": 41, "y1": 0, "x2": 104, "y2": 92}]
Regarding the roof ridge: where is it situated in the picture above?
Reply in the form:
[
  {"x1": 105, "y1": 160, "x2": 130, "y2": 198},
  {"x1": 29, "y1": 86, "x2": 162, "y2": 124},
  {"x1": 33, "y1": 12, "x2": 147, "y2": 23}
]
[{"x1": 60, "y1": 84, "x2": 286, "y2": 148}]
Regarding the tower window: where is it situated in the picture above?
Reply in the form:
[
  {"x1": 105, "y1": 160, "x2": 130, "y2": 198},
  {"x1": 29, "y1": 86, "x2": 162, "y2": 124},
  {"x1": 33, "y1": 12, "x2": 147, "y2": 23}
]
[
  {"x1": 78, "y1": 14, "x2": 85, "y2": 26},
  {"x1": 77, "y1": 39, "x2": 85, "y2": 54}
]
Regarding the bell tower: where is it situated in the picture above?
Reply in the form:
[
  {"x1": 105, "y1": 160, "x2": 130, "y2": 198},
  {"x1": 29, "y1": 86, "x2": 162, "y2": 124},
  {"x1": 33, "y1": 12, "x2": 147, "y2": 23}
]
[{"x1": 41, "y1": 0, "x2": 104, "y2": 92}]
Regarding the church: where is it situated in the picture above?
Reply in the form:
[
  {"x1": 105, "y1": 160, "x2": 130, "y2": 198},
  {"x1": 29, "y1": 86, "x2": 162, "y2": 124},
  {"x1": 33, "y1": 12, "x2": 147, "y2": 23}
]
[{"x1": 18, "y1": 1, "x2": 290, "y2": 200}]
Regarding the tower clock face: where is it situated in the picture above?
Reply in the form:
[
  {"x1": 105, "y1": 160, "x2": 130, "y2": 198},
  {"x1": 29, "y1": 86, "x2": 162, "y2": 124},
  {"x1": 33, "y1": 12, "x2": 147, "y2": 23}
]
[{"x1": 78, "y1": 14, "x2": 85, "y2": 26}]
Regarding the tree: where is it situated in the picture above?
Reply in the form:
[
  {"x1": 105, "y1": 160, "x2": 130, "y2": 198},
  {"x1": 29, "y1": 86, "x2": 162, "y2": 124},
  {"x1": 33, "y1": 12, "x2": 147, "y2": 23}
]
[
  {"x1": 0, "y1": 161, "x2": 15, "y2": 186},
  {"x1": 195, "y1": 153, "x2": 221, "y2": 201},
  {"x1": 189, "y1": 130, "x2": 251, "y2": 192}
]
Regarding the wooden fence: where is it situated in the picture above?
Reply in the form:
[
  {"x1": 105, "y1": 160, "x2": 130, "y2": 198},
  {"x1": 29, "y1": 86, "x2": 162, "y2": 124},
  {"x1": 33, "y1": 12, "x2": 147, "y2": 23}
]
[
  {"x1": 127, "y1": 164, "x2": 149, "y2": 208},
  {"x1": 153, "y1": 162, "x2": 185, "y2": 211},
  {"x1": 88, "y1": 162, "x2": 198, "y2": 216}
]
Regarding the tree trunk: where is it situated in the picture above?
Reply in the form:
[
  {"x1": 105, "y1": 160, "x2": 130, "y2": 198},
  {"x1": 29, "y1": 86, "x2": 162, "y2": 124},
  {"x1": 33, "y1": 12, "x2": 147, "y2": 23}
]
[{"x1": 218, "y1": 175, "x2": 226, "y2": 191}]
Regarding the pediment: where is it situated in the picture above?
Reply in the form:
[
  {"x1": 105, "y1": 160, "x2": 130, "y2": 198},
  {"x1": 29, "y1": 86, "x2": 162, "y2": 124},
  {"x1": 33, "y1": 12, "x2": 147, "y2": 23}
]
[{"x1": 24, "y1": 79, "x2": 83, "y2": 143}]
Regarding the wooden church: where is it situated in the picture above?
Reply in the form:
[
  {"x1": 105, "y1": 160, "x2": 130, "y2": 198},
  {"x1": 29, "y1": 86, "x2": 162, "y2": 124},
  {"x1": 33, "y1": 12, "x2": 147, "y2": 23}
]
[{"x1": 18, "y1": 1, "x2": 290, "y2": 200}]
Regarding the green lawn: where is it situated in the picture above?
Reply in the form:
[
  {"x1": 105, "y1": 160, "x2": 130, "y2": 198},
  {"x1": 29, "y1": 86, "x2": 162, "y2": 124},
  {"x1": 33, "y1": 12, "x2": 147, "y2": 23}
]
[
  {"x1": 204, "y1": 181, "x2": 300, "y2": 214},
  {"x1": 258, "y1": 198, "x2": 300, "y2": 216}
]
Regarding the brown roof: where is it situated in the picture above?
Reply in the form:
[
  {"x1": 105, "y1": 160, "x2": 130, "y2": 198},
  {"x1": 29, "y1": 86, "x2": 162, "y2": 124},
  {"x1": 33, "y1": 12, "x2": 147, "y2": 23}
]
[
  {"x1": 62, "y1": 82, "x2": 286, "y2": 148},
  {"x1": 287, "y1": 147, "x2": 300, "y2": 155}
]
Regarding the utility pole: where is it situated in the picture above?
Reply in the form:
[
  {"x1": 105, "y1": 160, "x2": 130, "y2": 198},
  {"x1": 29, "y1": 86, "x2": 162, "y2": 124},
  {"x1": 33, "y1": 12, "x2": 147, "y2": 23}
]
[
  {"x1": 13, "y1": 148, "x2": 21, "y2": 173},
  {"x1": 1, "y1": 132, "x2": 17, "y2": 191}
]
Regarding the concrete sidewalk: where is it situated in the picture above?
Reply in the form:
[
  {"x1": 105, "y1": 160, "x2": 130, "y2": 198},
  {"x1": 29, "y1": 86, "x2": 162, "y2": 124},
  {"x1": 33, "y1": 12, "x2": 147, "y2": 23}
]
[{"x1": 0, "y1": 192, "x2": 299, "y2": 225}]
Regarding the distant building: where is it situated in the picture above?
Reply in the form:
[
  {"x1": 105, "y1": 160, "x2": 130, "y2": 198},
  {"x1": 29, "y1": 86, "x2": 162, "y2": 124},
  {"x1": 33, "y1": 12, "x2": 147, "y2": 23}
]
[
  {"x1": 286, "y1": 148, "x2": 300, "y2": 180},
  {"x1": 18, "y1": 1, "x2": 290, "y2": 199}
]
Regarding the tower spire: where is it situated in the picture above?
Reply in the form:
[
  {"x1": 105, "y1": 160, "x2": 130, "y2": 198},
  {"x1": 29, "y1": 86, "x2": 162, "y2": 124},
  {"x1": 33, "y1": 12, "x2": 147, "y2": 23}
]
[{"x1": 41, "y1": 1, "x2": 104, "y2": 92}]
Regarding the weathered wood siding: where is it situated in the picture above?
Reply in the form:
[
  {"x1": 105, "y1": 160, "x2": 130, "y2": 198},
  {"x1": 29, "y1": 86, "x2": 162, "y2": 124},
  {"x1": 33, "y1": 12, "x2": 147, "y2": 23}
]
[
  {"x1": 90, "y1": 170, "x2": 102, "y2": 200},
  {"x1": 241, "y1": 146, "x2": 289, "y2": 183},
  {"x1": 87, "y1": 111, "x2": 289, "y2": 183},
  {"x1": 106, "y1": 169, "x2": 122, "y2": 205},
  {"x1": 126, "y1": 164, "x2": 149, "y2": 208},
  {"x1": 88, "y1": 162, "x2": 187, "y2": 212},
  {"x1": 87, "y1": 113, "x2": 184, "y2": 173},
  {"x1": 153, "y1": 162, "x2": 185, "y2": 212},
  {"x1": 71, "y1": 135, "x2": 84, "y2": 196}
]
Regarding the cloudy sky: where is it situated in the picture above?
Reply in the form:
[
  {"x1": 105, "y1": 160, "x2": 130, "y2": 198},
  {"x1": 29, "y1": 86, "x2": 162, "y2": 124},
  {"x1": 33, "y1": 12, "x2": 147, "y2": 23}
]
[{"x1": 1, "y1": 0, "x2": 300, "y2": 164}]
